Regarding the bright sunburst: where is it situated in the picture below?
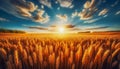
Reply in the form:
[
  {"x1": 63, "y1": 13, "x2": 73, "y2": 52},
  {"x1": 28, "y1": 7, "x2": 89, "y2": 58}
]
[{"x1": 58, "y1": 27, "x2": 65, "y2": 33}]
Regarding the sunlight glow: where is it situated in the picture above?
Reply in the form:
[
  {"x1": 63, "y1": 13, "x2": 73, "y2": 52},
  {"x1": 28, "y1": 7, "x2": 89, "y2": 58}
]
[{"x1": 58, "y1": 27, "x2": 65, "y2": 33}]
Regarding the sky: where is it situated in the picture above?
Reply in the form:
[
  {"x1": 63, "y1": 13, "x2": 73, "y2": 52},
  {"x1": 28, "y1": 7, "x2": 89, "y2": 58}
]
[{"x1": 0, "y1": 0, "x2": 120, "y2": 33}]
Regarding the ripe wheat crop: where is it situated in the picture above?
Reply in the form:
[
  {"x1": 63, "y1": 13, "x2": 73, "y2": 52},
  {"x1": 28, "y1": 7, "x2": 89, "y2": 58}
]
[{"x1": 0, "y1": 34, "x2": 120, "y2": 69}]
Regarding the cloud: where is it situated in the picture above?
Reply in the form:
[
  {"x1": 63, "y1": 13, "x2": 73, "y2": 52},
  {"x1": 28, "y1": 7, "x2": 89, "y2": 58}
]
[
  {"x1": 57, "y1": 0, "x2": 73, "y2": 8},
  {"x1": 57, "y1": 7, "x2": 60, "y2": 10},
  {"x1": 28, "y1": 26, "x2": 48, "y2": 30},
  {"x1": 84, "y1": 18, "x2": 100, "y2": 23},
  {"x1": 71, "y1": 11, "x2": 78, "y2": 18},
  {"x1": 41, "y1": 5, "x2": 44, "y2": 9},
  {"x1": 78, "y1": 9, "x2": 97, "y2": 20},
  {"x1": 33, "y1": 10, "x2": 50, "y2": 23},
  {"x1": 65, "y1": 24, "x2": 75, "y2": 28},
  {"x1": 85, "y1": 26, "x2": 110, "y2": 30},
  {"x1": 0, "y1": 0, "x2": 38, "y2": 20},
  {"x1": 56, "y1": 14, "x2": 68, "y2": 22},
  {"x1": 78, "y1": 0, "x2": 101, "y2": 20},
  {"x1": 98, "y1": 9, "x2": 108, "y2": 16},
  {"x1": 50, "y1": 24, "x2": 80, "y2": 31},
  {"x1": 111, "y1": 0, "x2": 119, "y2": 7},
  {"x1": 84, "y1": 1, "x2": 91, "y2": 9},
  {"x1": 38, "y1": 0, "x2": 52, "y2": 8},
  {"x1": 115, "y1": 11, "x2": 120, "y2": 15},
  {"x1": 0, "y1": 0, "x2": 50, "y2": 24},
  {"x1": 0, "y1": 17, "x2": 9, "y2": 22},
  {"x1": 27, "y1": 25, "x2": 56, "y2": 32},
  {"x1": 50, "y1": 24, "x2": 76, "y2": 31},
  {"x1": 69, "y1": 5, "x2": 74, "y2": 8}
]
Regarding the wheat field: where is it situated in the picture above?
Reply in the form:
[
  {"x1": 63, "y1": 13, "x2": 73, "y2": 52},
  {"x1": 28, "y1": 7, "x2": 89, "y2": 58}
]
[{"x1": 0, "y1": 33, "x2": 120, "y2": 69}]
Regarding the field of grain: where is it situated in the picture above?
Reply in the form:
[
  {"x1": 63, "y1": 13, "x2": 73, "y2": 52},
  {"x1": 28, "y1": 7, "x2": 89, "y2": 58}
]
[{"x1": 0, "y1": 33, "x2": 120, "y2": 69}]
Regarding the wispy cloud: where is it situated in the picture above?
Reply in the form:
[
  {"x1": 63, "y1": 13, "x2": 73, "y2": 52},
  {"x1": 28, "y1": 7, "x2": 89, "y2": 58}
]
[
  {"x1": 69, "y1": 5, "x2": 74, "y2": 9},
  {"x1": 115, "y1": 10, "x2": 120, "y2": 15},
  {"x1": 33, "y1": 10, "x2": 50, "y2": 23},
  {"x1": 0, "y1": 0, "x2": 38, "y2": 18},
  {"x1": 28, "y1": 26, "x2": 48, "y2": 30},
  {"x1": 0, "y1": 17, "x2": 9, "y2": 22},
  {"x1": 0, "y1": 0, "x2": 50, "y2": 24},
  {"x1": 57, "y1": 0, "x2": 73, "y2": 8},
  {"x1": 56, "y1": 14, "x2": 68, "y2": 22},
  {"x1": 38, "y1": 0, "x2": 52, "y2": 8},
  {"x1": 71, "y1": 11, "x2": 78, "y2": 18},
  {"x1": 98, "y1": 9, "x2": 108, "y2": 16},
  {"x1": 78, "y1": 0, "x2": 101, "y2": 20},
  {"x1": 84, "y1": 18, "x2": 101, "y2": 23},
  {"x1": 85, "y1": 26, "x2": 110, "y2": 30},
  {"x1": 50, "y1": 24, "x2": 75, "y2": 28},
  {"x1": 111, "y1": 0, "x2": 119, "y2": 7}
]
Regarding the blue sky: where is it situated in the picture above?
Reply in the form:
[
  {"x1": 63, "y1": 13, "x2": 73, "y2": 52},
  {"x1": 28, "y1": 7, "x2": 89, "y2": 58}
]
[{"x1": 0, "y1": 0, "x2": 120, "y2": 33}]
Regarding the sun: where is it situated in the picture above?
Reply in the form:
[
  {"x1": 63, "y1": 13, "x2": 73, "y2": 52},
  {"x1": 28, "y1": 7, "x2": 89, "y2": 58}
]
[{"x1": 58, "y1": 27, "x2": 65, "y2": 33}]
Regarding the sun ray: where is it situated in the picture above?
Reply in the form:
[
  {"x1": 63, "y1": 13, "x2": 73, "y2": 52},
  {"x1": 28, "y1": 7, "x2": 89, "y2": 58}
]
[{"x1": 58, "y1": 27, "x2": 65, "y2": 33}]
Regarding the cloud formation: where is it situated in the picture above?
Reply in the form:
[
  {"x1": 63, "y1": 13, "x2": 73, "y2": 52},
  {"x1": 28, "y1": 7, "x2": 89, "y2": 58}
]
[
  {"x1": 50, "y1": 24, "x2": 75, "y2": 28},
  {"x1": 98, "y1": 9, "x2": 108, "y2": 16},
  {"x1": 57, "y1": 0, "x2": 73, "y2": 8},
  {"x1": 115, "y1": 10, "x2": 120, "y2": 15},
  {"x1": 0, "y1": 17, "x2": 9, "y2": 22},
  {"x1": 0, "y1": 0, "x2": 49, "y2": 23},
  {"x1": 56, "y1": 14, "x2": 68, "y2": 22},
  {"x1": 28, "y1": 26, "x2": 48, "y2": 30},
  {"x1": 71, "y1": 11, "x2": 78, "y2": 18},
  {"x1": 0, "y1": 0, "x2": 38, "y2": 18},
  {"x1": 38, "y1": 0, "x2": 52, "y2": 8},
  {"x1": 33, "y1": 10, "x2": 50, "y2": 23},
  {"x1": 84, "y1": 18, "x2": 101, "y2": 23},
  {"x1": 111, "y1": 0, "x2": 119, "y2": 7},
  {"x1": 85, "y1": 26, "x2": 110, "y2": 30},
  {"x1": 78, "y1": 0, "x2": 101, "y2": 20}
]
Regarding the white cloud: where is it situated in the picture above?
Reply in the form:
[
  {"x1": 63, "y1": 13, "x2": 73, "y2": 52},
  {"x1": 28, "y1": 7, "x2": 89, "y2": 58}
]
[
  {"x1": 57, "y1": 0, "x2": 73, "y2": 8},
  {"x1": 0, "y1": 17, "x2": 9, "y2": 22},
  {"x1": 77, "y1": 0, "x2": 100, "y2": 20},
  {"x1": 0, "y1": 0, "x2": 50, "y2": 24},
  {"x1": 69, "y1": 5, "x2": 74, "y2": 8},
  {"x1": 103, "y1": 15, "x2": 108, "y2": 17},
  {"x1": 0, "y1": 0, "x2": 38, "y2": 19},
  {"x1": 39, "y1": 0, "x2": 52, "y2": 8},
  {"x1": 78, "y1": 9, "x2": 97, "y2": 20},
  {"x1": 57, "y1": 7, "x2": 60, "y2": 10},
  {"x1": 84, "y1": 18, "x2": 100, "y2": 23},
  {"x1": 56, "y1": 14, "x2": 68, "y2": 22},
  {"x1": 115, "y1": 11, "x2": 120, "y2": 15},
  {"x1": 33, "y1": 10, "x2": 50, "y2": 23},
  {"x1": 98, "y1": 9, "x2": 108, "y2": 16},
  {"x1": 71, "y1": 11, "x2": 78, "y2": 18},
  {"x1": 41, "y1": 5, "x2": 44, "y2": 9}
]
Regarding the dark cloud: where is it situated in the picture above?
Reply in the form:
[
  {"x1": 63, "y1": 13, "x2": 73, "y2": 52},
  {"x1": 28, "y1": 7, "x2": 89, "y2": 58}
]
[
  {"x1": 65, "y1": 24, "x2": 75, "y2": 28},
  {"x1": 26, "y1": 24, "x2": 78, "y2": 32},
  {"x1": 50, "y1": 24, "x2": 76, "y2": 28},
  {"x1": 111, "y1": 0, "x2": 119, "y2": 7},
  {"x1": 28, "y1": 26, "x2": 48, "y2": 30}
]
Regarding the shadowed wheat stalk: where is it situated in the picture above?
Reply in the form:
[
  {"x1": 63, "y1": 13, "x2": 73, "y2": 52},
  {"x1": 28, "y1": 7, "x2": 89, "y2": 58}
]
[{"x1": 0, "y1": 36, "x2": 120, "y2": 69}]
